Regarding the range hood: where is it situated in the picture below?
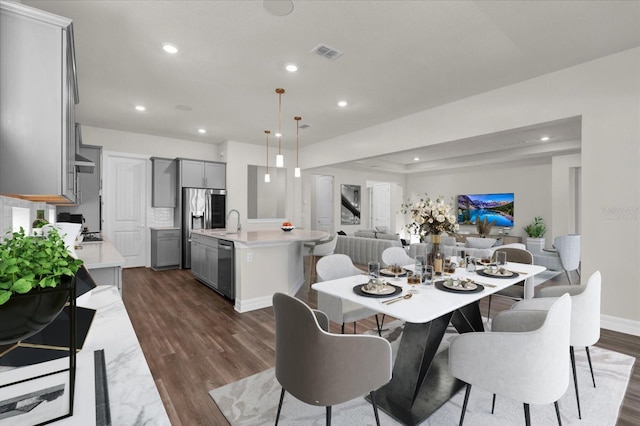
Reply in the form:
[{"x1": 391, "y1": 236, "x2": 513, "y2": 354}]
[{"x1": 75, "y1": 153, "x2": 95, "y2": 174}]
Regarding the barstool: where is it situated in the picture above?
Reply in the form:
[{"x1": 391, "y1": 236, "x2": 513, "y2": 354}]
[{"x1": 305, "y1": 234, "x2": 338, "y2": 290}]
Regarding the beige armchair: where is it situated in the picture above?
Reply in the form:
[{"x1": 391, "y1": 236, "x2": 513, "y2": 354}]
[
  {"x1": 449, "y1": 294, "x2": 572, "y2": 425},
  {"x1": 511, "y1": 270, "x2": 601, "y2": 419},
  {"x1": 272, "y1": 293, "x2": 392, "y2": 426}
]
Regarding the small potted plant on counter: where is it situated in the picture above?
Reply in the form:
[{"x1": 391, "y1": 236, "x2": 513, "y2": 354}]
[
  {"x1": 0, "y1": 227, "x2": 83, "y2": 345},
  {"x1": 524, "y1": 216, "x2": 547, "y2": 253}
]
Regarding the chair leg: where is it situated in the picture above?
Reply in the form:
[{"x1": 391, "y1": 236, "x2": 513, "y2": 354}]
[
  {"x1": 353, "y1": 322, "x2": 356, "y2": 334},
  {"x1": 565, "y1": 269, "x2": 573, "y2": 285},
  {"x1": 341, "y1": 323, "x2": 345, "y2": 334},
  {"x1": 459, "y1": 384, "x2": 471, "y2": 426},
  {"x1": 586, "y1": 346, "x2": 596, "y2": 387},
  {"x1": 554, "y1": 401, "x2": 562, "y2": 426},
  {"x1": 486, "y1": 295, "x2": 493, "y2": 320},
  {"x1": 326, "y1": 406, "x2": 331, "y2": 426},
  {"x1": 370, "y1": 391, "x2": 381, "y2": 426},
  {"x1": 523, "y1": 403, "x2": 531, "y2": 426},
  {"x1": 375, "y1": 314, "x2": 382, "y2": 336},
  {"x1": 491, "y1": 393, "x2": 496, "y2": 414},
  {"x1": 275, "y1": 388, "x2": 285, "y2": 425},
  {"x1": 570, "y1": 346, "x2": 582, "y2": 419}
]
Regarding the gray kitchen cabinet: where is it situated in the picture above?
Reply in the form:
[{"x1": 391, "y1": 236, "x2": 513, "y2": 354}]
[
  {"x1": 151, "y1": 157, "x2": 177, "y2": 207},
  {"x1": 151, "y1": 228, "x2": 180, "y2": 270},
  {"x1": 0, "y1": 1, "x2": 79, "y2": 205},
  {"x1": 178, "y1": 159, "x2": 226, "y2": 189},
  {"x1": 190, "y1": 233, "x2": 218, "y2": 287}
]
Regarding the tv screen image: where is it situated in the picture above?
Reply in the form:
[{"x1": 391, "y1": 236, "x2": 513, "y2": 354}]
[{"x1": 457, "y1": 193, "x2": 514, "y2": 227}]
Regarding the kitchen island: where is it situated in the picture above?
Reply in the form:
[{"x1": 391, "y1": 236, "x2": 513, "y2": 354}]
[
  {"x1": 74, "y1": 237, "x2": 126, "y2": 293},
  {"x1": 190, "y1": 229, "x2": 328, "y2": 313}
]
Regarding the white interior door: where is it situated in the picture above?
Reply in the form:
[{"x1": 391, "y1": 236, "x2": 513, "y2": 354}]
[
  {"x1": 371, "y1": 183, "x2": 391, "y2": 229},
  {"x1": 103, "y1": 152, "x2": 147, "y2": 268},
  {"x1": 315, "y1": 175, "x2": 333, "y2": 232}
]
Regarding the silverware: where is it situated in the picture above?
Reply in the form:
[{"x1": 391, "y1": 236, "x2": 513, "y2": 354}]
[
  {"x1": 507, "y1": 270, "x2": 528, "y2": 275},
  {"x1": 383, "y1": 293, "x2": 412, "y2": 304}
]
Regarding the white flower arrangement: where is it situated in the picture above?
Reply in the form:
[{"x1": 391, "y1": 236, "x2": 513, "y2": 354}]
[{"x1": 400, "y1": 194, "x2": 459, "y2": 242}]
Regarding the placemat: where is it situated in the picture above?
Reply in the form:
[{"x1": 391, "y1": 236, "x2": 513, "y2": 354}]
[
  {"x1": 435, "y1": 280, "x2": 485, "y2": 294},
  {"x1": 353, "y1": 283, "x2": 402, "y2": 298}
]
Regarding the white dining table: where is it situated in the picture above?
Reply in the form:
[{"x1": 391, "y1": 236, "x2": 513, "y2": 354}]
[{"x1": 312, "y1": 261, "x2": 546, "y2": 426}]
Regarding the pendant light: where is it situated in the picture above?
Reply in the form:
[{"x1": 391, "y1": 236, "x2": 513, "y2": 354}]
[
  {"x1": 264, "y1": 130, "x2": 271, "y2": 183},
  {"x1": 275, "y1": 88, "x2": 285, "y2": 168},
  {"x1": 294, "y1": 116, "x2": 301, "y2": 178}
]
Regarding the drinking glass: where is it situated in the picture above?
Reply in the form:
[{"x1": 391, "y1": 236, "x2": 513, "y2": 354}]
[
  {"x1": 496, "y1": 251, "x2": 507, "y2": 266},
  {"x1": 423, "y1": 265, "x2": 433, "y2": 285},
  {"x1": 406, "y1": 271, "x2": 421, "y2": 293},
  {"x1": 368, "y1": 261, "x2": 380, "y2": 279}
]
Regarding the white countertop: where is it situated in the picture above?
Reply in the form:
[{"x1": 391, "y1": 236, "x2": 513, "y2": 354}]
[
  {"x1": 192, "y1": 228, "x2": 328, "y2": 245},
  {"x1": 74, "y1": 237, "x2": 126, "y2": 269}
]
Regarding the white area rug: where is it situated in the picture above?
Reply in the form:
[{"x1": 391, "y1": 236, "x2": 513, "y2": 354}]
[{"x1": 210, "y1": 336, "x2": 633, "y2": 425}]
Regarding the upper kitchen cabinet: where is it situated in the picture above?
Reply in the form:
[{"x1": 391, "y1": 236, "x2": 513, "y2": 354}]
[
  {"x1": 0, "y1": 1, "x2": 79, "y2": 205},
  {"x1": 178, "y1": 159, "x2": 226, "y2": 189},
  {"x1": 151, "y1": 157, "x2": 177, "y2": 207}
]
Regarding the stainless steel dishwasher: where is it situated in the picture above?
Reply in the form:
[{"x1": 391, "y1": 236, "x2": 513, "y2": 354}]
[{"x1": 217, "y1": 239, "x2": 235, "y2": 300}]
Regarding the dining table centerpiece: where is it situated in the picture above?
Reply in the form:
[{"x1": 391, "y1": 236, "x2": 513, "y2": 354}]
[{"x1": 400, "y1": 194, "x2": 459, "y2": 243}]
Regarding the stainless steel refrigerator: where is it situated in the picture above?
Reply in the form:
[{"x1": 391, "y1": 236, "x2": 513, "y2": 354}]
[{"x1": 182, "y1": 187, "x2": 226, "y2": 268}]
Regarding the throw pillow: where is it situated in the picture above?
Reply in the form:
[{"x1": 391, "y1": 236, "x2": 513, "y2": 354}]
[
  {"x1": 465, "y1": 237, "x2": 497, "y2": 249},
  {"x1": 375, "y1": 226, "x2": 390, "y2": 234},
  {"x1": 337, "y1": 230, "x2": 346, "y2": 236}
]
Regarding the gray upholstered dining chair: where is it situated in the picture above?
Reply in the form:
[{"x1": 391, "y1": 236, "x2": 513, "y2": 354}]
[
  {"x1": 316, "y1": 254, "x2": 383, "y2": 335},
  {"x1": 485, "y1": 247, "x2": 534, "y2": 319},
  {"x1": 511, "y1": 270, "x2": 601, "y2": 419},
  {"x1": 381, "y1": 246, "x2": 414, "y2": 268},
  {"x1": 272, "y1": 293, "x2": 392, "y2": 426},
  {"x1": 449, "y1": 294, "x2": 572, "y2": 426}
]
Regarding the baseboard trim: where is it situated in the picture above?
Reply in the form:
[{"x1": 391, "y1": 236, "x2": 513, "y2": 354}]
[
  {"x1": 234, "y1": 278, "x2": 306, "y2": 313},
  {"x1": 601, "y1": 314, "x2": 640, "y2": 337}
]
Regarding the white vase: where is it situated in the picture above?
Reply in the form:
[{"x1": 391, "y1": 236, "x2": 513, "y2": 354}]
[{"x1": 526, "y1": 237, "x2": 545, "y2": 253}]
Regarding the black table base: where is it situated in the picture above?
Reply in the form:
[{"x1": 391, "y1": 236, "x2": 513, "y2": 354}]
[{"x1": 367, "y1": 301, "x2": 485, "y2": 425}]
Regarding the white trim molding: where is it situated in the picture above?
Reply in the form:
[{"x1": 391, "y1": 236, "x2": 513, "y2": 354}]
[{"x1": 601, "y1": 314, "x2": 640, "y2": 337}]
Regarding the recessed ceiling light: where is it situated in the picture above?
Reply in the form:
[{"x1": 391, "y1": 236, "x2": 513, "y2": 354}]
[
  {"x1": 135, "y1": 105, "x2": 146, "y2": 112},
  {"x1": 285, "y1": 64, "x2": 298, "y2": 72},
  {"x1": 198, "y1": 128, "x2": 206, "y2": 134},
  {"x1": 414, "y1": 157, "x2": 420, "y2": 161},
  {"x1": 540, "y1": 136, "x2": 550, "y2": 141},
  {"x1": 162, "y1": 44, "x2": 178, "y2": 54},
  {"x1": 275, "y1": 132, "x2": 282, "y2": 138},
  {"x1": 337, "y1": 100, "x2": 348, "y2": 107}
]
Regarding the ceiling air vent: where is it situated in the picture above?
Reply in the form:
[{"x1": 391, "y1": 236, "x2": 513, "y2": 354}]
[{"x1": 311, "y1": 44, "x2": 344, "y2": 61}]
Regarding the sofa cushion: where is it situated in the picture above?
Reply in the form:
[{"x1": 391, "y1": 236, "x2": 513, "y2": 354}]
[
  {"x1": 466, "y1": 237, "x2": 497, "y2": 249},
  {"x1": 354, "y1": 229, "x2": 377, "y2": 238},
  {"x1": 376, "y1": 233, "x2": 401, "y2": 241},
  {"x1": 375, "y1": 226, "x2": 390, "y2": 233}
]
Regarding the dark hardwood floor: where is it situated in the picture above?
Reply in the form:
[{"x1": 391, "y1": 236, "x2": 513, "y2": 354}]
[{"x1": 122, "y1": 267, "x2": 639, "y2": 426}]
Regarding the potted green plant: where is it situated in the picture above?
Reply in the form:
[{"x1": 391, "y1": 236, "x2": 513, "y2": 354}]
[
  {"x1": 0, "y1": 227, "x2": 83, "y2": 344},
  {"x1": 524, "y1": 216, "x2": 547, "y2": 253}
]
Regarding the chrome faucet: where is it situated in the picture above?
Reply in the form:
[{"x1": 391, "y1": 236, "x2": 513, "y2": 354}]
[{"x1": 226, "y1": 209, "x2": 241, "y2": 233}]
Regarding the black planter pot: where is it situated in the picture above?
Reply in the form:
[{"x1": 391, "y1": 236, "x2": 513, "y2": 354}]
[{"x1": 0, "y1": 275, "x2": 74, "y2": 345}]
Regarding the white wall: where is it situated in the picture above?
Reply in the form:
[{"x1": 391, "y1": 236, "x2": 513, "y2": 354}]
[
  {"x1": 406, "y1": 158, "x2": 553, "y2": 241},
  {"x1": 299, "y1": 48, "x2": 640, "y2": 332},
  {"x1": 302, "y1": 166, "x2": 406, "y2": 235}
]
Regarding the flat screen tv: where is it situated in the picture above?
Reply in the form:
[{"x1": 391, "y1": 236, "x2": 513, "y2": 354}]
[{"x1": 457, "y1": 193, "x2": 514, "y2": 227}]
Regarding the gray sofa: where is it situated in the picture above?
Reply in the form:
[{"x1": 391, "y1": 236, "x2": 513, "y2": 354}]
[{"x1": 334, "y1": 235, "x2": 402, "y2": 266}]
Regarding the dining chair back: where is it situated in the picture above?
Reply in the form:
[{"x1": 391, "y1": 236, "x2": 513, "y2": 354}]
[
  {"x1": 316, "y1": 254, "x2": 383, "y2": 334},
  {"x1": 305, "y1": 233, "x2": 338, "y2": 289},
  {"x1": 512, "y1": 270, "x2": 601, "y2": 419},
  {"x1": 449, "y1": 294, "x2": 572, "y2": 425},
  {"x1": 554, "y1": 234, "x2": 581, "y2": 284},
  {"x1": 272, "y1": 293, "x2": 392, "y2": 425},
  {"x1": 381, "y1": 246, "x2": 414, "y2": 268},
  {"x1": 486, "y1": 247, "x2": 534, "y2": 318}
]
